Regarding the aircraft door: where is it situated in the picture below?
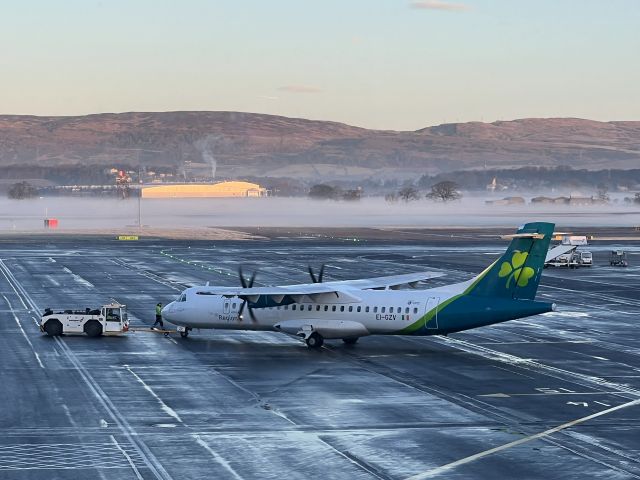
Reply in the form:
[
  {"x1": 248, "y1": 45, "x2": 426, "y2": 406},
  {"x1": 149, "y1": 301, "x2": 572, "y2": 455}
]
[
  {"x1": 425, "y1": 297, "x2": 440, "y2": 330},
  {"x1": 223, "y1": 300, "x2": 230, "y2": 314}
]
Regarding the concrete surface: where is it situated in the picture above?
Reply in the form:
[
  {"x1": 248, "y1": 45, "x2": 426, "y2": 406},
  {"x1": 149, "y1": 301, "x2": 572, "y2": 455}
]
[{"x1": 1, "y1": 231, "x2": 639, "y2": 479}]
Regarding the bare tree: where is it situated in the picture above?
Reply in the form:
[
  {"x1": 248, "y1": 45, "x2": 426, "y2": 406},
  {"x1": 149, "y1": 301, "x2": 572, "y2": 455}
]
[
  {"x1": 426, "y1": 181, "x2": 462, "y2": 202},
  {"x1": 309, "y1": 184, "x2": 340, "y2": 200},
  {"x1": 7, "y1": 181, "x2": 38, "y2": 199},
  {"x1": 397, "y1": 186, "x2": 420, "y2": 202},
  {"x1": 596, "y1": 183, "x2": 610, "y2": 202}
]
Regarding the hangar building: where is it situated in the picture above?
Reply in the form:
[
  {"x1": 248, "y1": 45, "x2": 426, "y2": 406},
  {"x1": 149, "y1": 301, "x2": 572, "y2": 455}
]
[{"x1": 141, "y1": 181, "x2": 267, "y2": 199}]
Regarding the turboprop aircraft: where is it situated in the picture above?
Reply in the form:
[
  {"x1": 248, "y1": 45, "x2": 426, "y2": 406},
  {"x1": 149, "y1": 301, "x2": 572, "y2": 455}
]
[{"x1": 162, "y1": 222, "x2": 556, "y2": 348}]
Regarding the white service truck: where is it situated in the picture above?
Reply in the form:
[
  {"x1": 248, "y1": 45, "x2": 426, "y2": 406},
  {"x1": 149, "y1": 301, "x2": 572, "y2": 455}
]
[
  {"x1": 545, "y1": 235, "x2": 593, "y2": 268},
  {"x1": 40, "y1": 303, "x2": 129, "y2": 337}
]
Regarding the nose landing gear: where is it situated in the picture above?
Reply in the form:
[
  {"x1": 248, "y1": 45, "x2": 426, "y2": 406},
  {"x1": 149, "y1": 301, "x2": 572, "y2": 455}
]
[{"x1": 179, "y1": 327, "x2": 192, "y2": 338}]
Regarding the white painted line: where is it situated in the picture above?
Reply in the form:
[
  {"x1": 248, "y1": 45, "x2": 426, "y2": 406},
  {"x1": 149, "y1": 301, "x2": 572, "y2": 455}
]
[
  {"x1": 0, "y1": 263, "x2": 29, "y2": 310},
  {"x1": 124, "y1": 365, "x2": 182, "y2": 423},
  {"x1": 193, "y1": 435, "x2": 245, "y2": 480},
  {"x1": 0, "y1": 259, "x2": 172, "y2": 480},
  {"x1": 2, "y1": 294, "x2": 44, "y2": 369},
  {"x1": 111, "y1": 435, "x2": 144, "y2": 480},
  {"x1": 405, "y1": 397, "x2": 640, "y2": 480}
]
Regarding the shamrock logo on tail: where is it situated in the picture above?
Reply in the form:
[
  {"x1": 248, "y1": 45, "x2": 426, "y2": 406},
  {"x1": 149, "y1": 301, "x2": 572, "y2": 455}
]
[{"x1": 498, "y1": 251, "x2": 535, "y2": 288}]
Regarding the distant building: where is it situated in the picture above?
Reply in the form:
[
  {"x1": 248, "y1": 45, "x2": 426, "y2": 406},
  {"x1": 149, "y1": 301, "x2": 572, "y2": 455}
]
[
  {"x1": 531, "y1": 196, "x2": 569, "y2": 205},
  {"x1": 531, "y1": 196, "x2": 555, "y2": 204},
  {"x1": 485, "y1": 196, "x2": 525, "y2": 206},
  {"x1": 141, "y1": 181, "x2": 267, "y2": 199}
]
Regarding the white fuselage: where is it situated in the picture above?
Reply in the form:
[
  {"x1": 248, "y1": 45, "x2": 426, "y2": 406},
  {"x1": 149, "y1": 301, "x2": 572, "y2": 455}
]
[{"x1": 162, "y1": 280, "x2": 470, "y2": 337}]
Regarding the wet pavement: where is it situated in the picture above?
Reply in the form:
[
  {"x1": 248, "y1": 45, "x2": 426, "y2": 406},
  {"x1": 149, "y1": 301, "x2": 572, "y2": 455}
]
[{"x1": 1, "y1": 232, "x2": 639, "y2": 479}]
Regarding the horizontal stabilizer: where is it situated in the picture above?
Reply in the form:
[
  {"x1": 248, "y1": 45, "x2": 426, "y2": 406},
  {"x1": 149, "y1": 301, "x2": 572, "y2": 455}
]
[{"x1": 501, "y1": 233, "x2": 546, "y2": 240}]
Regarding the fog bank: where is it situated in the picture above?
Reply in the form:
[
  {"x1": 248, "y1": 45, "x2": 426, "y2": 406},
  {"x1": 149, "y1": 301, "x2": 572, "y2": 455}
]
[{"x1": 1, "y1": 197, "x2": 639, "y2": 231}]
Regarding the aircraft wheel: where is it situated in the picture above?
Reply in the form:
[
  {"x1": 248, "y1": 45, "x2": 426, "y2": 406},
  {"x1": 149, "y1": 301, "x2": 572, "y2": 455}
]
[
  {"x1": 305, "y1": 332, "x2": 324, "y2": 349},
  {"x1": 342, "y1": 337, "x2": 359, "y2": 345},
  {"x1": 180, "y1": 327, "x2": 191, "y2": 338}
]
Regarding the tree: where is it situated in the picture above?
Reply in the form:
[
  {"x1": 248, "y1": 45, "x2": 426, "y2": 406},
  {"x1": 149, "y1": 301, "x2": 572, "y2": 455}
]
[
  {"x1": 596, "y1": 184, "x2": 610, "y2": 202},
  {"x1": 426, "y1": 181, "x2": 462, "y2": 202},
  {"x1": 309, "y1": 184, "x2": 340, "y2": 200},
  {"x1": 397, "y1": 186, "x2": 420, "y2": 202},
  {"x1": 341, "y1": 188, "x2": 362, "y2": 201},
  {"x1": 7, "y1": 181, "x2": 38, "y2": 199}
]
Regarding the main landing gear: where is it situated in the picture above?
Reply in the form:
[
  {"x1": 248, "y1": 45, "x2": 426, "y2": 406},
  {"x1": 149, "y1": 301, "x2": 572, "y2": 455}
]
[{"x1": 305, "y1": 332, "x2": 324, "y2": 349}]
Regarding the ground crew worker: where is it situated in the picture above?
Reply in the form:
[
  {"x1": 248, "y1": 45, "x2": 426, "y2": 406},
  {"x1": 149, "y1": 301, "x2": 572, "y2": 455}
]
[{"x1": 152, "y1": 303, "x2": 163, "y2": 329}]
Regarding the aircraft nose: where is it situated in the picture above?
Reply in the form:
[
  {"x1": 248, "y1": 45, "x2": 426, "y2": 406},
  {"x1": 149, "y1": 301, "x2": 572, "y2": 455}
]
[{"x1": 161, "y1": 302, "x2": 174, "y2": 319}]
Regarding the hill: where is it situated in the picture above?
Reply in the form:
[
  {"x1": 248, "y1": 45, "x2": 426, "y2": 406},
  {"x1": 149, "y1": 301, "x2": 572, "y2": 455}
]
[{"x1": 0, "y1": 112, "x2": 639, "y2": 181}]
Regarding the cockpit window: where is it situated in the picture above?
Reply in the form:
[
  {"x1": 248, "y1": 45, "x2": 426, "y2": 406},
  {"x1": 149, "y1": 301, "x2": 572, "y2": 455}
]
[{"x1": 175, "y1": 293, "x2": 187, "y2": 302}]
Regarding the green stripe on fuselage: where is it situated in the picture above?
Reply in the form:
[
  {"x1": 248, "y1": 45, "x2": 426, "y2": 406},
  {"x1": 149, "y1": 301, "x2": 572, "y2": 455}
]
[{"x1": 397, "y1": 260, "x2": 497, "y2": 334}]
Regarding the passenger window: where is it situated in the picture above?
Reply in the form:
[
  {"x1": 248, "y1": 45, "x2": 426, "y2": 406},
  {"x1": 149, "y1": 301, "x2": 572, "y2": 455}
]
[
  {"x1": 413, "y1": 308, "x2": 418, "y2": 314},
  {"x1": 357, "y1": 306, "x2": 361, "y2": 312},
  {"x1": 381, "y1": 307, "x2": 385, "y2": 313},
  {"x1": 332, "y1": 306, "x2": 337, "y2": 312},
  {"x1": 340, "y1": 306, "x2": 345, "y2": 312},
  {"x1": 308, "y1": 305, "x2": 312, "y2": 311},
  {"x1": 284, "y1": 305, "x2": 288, "y2": 310},
  {"x1": 373, "y1": 307, "x2": 378, "y2": 313},
  {"x1": 292, "y1": 305, "x2": 297, "y2": 311},
  {"x1": 349, "y1": 306, "x2": 353, "y2": 312},
  {"x1": 232, "y1": 303, "x2": 236, "y2": 309},
  {"x1": 324, "y1": 305, "x2": 328, "y2": 311},
  {"x1": 405, "y1": 307, "x2": 409, "y2": 314},
  {"x1": 365, "y1": 306, "x2": 369, "y2": 313},
  {"x1": 316, "y1": 305, "x2": 321, "y2": 311}
]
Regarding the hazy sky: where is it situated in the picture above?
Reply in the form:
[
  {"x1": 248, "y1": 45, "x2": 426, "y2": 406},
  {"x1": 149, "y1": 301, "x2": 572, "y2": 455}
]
[{"x1": 2, "y1": 0, "x2": 639, "y2": 130}]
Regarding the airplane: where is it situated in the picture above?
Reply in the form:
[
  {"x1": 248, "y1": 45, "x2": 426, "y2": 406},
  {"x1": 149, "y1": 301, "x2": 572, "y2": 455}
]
[{"x1": 162, "y1": 222, "x2": 556, "y2": 348}]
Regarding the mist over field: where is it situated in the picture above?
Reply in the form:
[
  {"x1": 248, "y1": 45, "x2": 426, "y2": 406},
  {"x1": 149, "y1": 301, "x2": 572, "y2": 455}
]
[{"x1": 1, "y1": 196, "x2": 639, "y2": 231}]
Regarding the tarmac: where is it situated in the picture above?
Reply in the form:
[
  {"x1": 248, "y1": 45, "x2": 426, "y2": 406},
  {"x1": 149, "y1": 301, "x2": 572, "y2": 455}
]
[{"x1": 1, "y1": 229, "x2": 639, "y2": 479}]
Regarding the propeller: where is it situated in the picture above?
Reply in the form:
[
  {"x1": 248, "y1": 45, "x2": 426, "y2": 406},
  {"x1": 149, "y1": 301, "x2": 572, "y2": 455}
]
[
  {"x1": 308, "y1": 264, "x2": 326, "y2": 283},
  {"x1": 239, "y1": 267, "x2": 257, "y2": 288},
  {"x1": 238, "y1": 267, "x2": 257, "y2": 322}
]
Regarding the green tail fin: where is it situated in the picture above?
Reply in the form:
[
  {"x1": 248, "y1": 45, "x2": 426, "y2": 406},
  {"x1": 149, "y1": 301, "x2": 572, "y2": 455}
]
[{"x1": 470, "y1": 222, "x2": 555, "y2": 300}]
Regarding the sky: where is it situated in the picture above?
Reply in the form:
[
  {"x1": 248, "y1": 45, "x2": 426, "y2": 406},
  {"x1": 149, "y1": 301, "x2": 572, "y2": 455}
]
[{"x1": 1, "y1": 0, "x2": 639, "y2": 130}]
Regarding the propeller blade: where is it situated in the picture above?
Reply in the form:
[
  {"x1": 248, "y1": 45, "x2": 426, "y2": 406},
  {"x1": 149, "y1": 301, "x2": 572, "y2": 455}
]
[
  {"x1": 239, "y1": 267, "x2": 257, "y2": 288},
  {"x1": 308, "y1": 266, "x2": 317, "y2": 283},
  {"x1": 248, "y1": 305, "x2": 257, "y2": 323},
  {"x1": 318, "y1": 264, "x2": 326, "y2": 283},
  {"x1": 238, "y1": 300, "x2": 246, "y2": 320}
]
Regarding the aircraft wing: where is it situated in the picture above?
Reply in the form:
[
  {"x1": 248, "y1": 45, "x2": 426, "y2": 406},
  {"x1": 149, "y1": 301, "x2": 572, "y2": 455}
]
[
  {"x1": 545, "y1": 244, "x2": 576, "y2": 262},
  {"x1": 195, "y1": 272, "x2": 445, "y2": 303},
  {"x1": 320, "y1": 271, "x2": 446, "y2": 290},
  {"x1": 193, "y1": 271, "x2": 444, "y2": 304},
  {"x1": 194, "y1": 284, "x2": 362, "y2": 304}
]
